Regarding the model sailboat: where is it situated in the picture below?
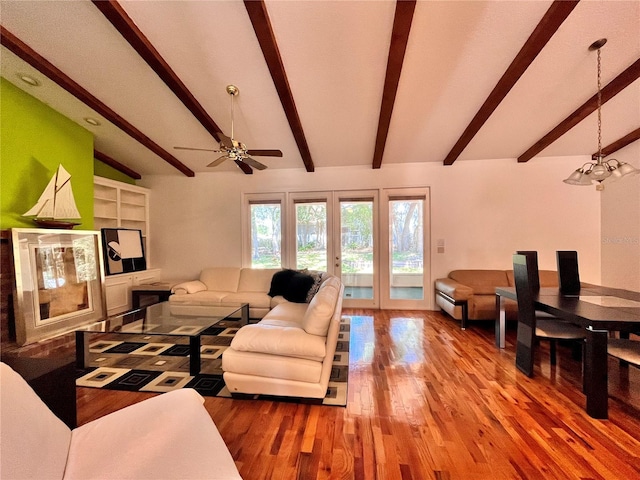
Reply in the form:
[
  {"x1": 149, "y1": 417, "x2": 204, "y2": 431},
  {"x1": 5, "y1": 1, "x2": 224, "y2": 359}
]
[{"x1": 23, "y1": 164, "x2": 81, "y2": 229}]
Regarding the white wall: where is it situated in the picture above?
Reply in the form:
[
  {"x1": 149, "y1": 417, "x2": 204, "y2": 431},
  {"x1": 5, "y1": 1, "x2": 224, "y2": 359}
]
[
  {"x1": 601, "y1": 142, "x2": 640, "y2": 290},
  {"x1": 141, "y1": 155, "x2": 603, "y2": 308}
]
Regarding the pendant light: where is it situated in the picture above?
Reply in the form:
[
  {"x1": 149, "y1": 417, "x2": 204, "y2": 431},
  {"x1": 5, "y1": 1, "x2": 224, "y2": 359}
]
[{"x1": 563, "y1": 39, "x2": 639, "y2": 190}]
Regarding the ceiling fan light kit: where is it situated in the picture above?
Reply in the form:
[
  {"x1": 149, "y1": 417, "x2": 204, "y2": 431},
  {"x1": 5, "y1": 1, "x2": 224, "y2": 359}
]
[
  {"x1": 563, "y1": 39, "x2": 639, "y2": 191},
  {"x1": 174, "y1": 84, "x2": 282, "y2": 173}
]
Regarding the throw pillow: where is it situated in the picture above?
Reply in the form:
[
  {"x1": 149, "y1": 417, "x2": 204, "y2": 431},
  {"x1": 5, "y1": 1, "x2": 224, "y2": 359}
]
[
  {"x1": 305, "y1": 270, "x2": 325, "y2": 303},
  {"x1": 268, "y1": 269, "x2": 297, "y2": 297}
]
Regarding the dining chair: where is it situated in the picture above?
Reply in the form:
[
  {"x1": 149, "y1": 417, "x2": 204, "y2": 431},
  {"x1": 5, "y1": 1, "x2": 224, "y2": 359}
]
[
  {"x1": 513, "y1": 254, "x2": 587, "y2": 377},
  {"x1": 516, "y1": 251, "x2": 540, "y2": 290},
  {"x1": 608, "y1": 338, "x2": 640, "y2": 368},
  {"x1": 516, "y1": 250, "x2": 558, "y2": 319},
  {"x1": 557, "y1": 250, "x2": 581, "y2": 294}
]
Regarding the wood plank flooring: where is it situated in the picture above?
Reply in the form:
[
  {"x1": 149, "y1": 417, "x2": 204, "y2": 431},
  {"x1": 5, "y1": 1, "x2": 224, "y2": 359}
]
[{"x1": 77, "y1": 309, "x2": 640, "y2": 479}]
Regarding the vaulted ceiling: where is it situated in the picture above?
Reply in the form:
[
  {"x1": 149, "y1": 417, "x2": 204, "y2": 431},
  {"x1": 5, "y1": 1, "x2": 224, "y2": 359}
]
[{"x1": 2, "y1": 0, "x2": 639, "y2": 178}]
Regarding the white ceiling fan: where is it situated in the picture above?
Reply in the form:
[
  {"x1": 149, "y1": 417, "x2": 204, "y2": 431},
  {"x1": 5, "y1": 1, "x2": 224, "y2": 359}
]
[{"x1": 174, "y1": 85, "x2": 283, "y2": 173}]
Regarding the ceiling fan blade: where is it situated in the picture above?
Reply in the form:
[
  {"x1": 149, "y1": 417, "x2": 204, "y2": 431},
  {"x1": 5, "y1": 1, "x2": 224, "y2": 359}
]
[
  {"x1": 246, "y1": 149, "x2": 283, "y2": 157},
  {"x1": 174, "y1": 146, "x2": 220, "y2": 152},
  {"x1": 207, "y1": 156, "x2": 230, "y2": 168},
  {"x1": 242, "y1": 156, "x2": 268, "y2": 170},
  {"x1": 234, "y1": 160, "x2": 253, "y2": 174}
]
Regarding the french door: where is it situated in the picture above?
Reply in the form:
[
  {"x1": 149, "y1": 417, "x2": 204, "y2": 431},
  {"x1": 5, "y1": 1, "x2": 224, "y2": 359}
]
[
  {"x1": 334, "y1": 191, "x2": 379, "y2": 308},
  {"x1": 380, "y1": 188, "x2": 430, "y2": 310},
  {"x1": 247, "y1": 188, "x2": 429, "y2": 309}
]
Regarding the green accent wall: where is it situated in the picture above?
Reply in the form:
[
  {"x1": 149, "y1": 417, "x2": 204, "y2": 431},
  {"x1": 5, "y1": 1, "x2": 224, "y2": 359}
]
[
  {"x1": 94, "y1": 159, "x2": 136, "y2": 185},
  {"x1": 1, "y1": 78, "x2": 94, "y2": 229}
]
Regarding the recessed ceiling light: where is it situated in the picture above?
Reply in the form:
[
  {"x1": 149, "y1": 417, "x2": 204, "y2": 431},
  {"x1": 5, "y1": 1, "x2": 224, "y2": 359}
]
[
  {"x1": 17, "y1": 74, "x2": 41, "y2": 87},
  {"x1": 84, "y1": 117, "x2": 101, "y2": 126}
]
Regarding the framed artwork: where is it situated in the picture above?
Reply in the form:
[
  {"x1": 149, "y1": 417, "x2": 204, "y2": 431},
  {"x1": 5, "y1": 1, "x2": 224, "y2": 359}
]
[
  {"x1": 101, "y1": 228, "x2": 146, "y2": 275},
  {"x1": 11, "y1": 228, "x2": 107, "y2": 346}
]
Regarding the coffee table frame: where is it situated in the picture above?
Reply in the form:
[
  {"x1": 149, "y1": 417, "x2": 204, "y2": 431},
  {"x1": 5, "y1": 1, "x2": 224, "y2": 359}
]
[{"x1": 76, "y1": 302, "x2": 248, "y2": 375}]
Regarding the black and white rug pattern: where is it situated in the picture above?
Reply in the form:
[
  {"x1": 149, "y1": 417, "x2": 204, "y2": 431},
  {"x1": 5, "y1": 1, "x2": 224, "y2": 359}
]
[{"x1": 76, "y1": 316, "x2": 350, "y2": 406}]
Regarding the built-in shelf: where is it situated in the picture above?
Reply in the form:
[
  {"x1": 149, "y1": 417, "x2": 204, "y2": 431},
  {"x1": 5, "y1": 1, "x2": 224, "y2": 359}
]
[{"x1": 93, "y1": 176, "x2": 151, "y2": 263}]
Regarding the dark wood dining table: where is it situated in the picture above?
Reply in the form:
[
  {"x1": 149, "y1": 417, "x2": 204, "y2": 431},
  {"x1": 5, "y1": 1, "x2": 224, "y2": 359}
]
[{"x1": 495, "y1": 284, "x2": 640, "y2": 419}]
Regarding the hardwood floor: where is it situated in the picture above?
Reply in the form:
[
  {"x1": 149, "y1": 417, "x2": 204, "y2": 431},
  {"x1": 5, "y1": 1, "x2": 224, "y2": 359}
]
[{"x1": 77, "y1": 309, "x2": 640, "y2": 479}]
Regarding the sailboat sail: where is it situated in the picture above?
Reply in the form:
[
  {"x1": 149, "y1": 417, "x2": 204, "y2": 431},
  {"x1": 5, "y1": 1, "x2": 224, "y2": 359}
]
[{"x1": 24, "y1": 164, "x2": 81, "y2": 220}]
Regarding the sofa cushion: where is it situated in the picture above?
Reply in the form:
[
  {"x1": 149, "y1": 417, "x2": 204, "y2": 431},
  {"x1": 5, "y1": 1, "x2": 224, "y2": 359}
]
[
  {"x1": 230, "y1": 324, "x2": 326, "y2": 360},
  {"x1": 449, "y1": 270, "x2": 510, "y2": 295},
  {"x1": 200, "y1": 267, "x2": 241, "y2": 292},
  {"x1": 221, "y1": 292, "x2": 272, "y2": 309},
  {"x1": 239, "y1": 268, "x2": 280, "y2": 293},
  {"x1": 263, "y1": 302, "x2": 308, "y2": 327},
  {"x1": 222, "y1": 348, "x2": 323, "y2": 383},
  {"x1": 302, "y1": 281, "x2": 339, "y2": 336},
  {"x1": 169, "y1": 291, "x2": 232, "y2": 304}
]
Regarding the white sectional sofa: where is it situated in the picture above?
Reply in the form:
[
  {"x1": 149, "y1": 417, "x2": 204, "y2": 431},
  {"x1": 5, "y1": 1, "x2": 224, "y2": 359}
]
[
  {"x1": 170, "y1": 267, "x2": 281, "y2": 319},
  {"x1": 0, "y1": 362, "x2": 242, "y2": 480},
  {"x1": 222, "y1": 275, "x2": 344, "y2": 399}
]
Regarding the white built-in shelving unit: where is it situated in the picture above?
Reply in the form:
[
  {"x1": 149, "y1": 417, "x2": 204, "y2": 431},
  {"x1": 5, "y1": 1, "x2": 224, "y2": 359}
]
[
  {"x1": 93, "y1": 176, "x2": 151, "y2": 262},
  {"x1": 94, "y1": 176, "x2": 161, "y2": 315}
]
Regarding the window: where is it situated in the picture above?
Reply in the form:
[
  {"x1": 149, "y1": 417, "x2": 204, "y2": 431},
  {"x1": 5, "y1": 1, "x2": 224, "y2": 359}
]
[
  {"x1": 293, "y1": 195, "x2": 329, "y2": 272},
  {"x1": 244, "y1": 194, "x2": 285, "y2": 268}
]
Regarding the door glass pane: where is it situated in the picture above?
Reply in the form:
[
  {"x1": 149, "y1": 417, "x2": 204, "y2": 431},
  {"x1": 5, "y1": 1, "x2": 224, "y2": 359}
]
[
  {"x1": 340, "y1": 201, "x2": 373, "y2": 299},
  {"x1": 295, "y1": 202, "x2": 327, "y2": 271},
  {"x1": 389, "y1": 199, "x2": 424, "y2": 300},
  {"x1": 250, "y1": 203, "x2": 281, "y2": 268}
]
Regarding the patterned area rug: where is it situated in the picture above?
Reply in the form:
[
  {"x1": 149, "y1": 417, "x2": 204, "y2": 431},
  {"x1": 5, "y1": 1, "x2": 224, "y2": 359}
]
[{"x1": 76, "y1": 316, "x2": 350, "y2": 406}]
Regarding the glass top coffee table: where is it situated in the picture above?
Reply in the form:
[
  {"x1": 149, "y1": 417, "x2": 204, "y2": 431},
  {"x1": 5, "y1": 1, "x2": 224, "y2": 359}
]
[{"x1": 76, "y1": 302, "x2": 248, "y2": 375}]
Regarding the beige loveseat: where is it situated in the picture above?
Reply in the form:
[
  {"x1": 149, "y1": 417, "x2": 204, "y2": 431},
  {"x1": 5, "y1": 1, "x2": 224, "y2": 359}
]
[
  {"x1": 435, "y1": 269, "x2": 559, "y2": 328},
  {"x1": 170, "y1": 267, "x2": 282, "y2": 320}
]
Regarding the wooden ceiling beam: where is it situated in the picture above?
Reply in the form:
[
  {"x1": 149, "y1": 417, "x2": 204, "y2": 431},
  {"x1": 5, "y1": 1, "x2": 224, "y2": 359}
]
[
  {"x1": 244, "y1": 0, "x2": 314, "y2": 173},
  {"x1": 94, "y1": 150, "x2": 142, "y2": 180},
  {"x1": 372, "y1": 0, "x2": 416, "y2": 170},
  {"x1": 594, "y1": 127, "x2": 640, "y2": 159},
  {"x1": 518, "y1": 57, "x2": 640, "y2": 163},
  {"x1": 91, "y1": 0, "x2": 224, "y2": 144},
  {"x1": 0, "y1": 26, "x2": 194, "y2": 177},
  {"x1": 443, "y1": 0, "x2": 579, "y2": 166}
]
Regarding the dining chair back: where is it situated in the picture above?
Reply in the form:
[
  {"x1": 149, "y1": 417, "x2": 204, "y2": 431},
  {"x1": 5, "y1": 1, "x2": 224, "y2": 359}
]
[
  {"x1": 516, "y1": 251, "x2": 540, "y2": 291},
  {"x1": 514, "y1": 254, "x2": 538, "y2": 376},
  {"x1": 557, "y1": 250, "x2": 580, "y2": 294}
]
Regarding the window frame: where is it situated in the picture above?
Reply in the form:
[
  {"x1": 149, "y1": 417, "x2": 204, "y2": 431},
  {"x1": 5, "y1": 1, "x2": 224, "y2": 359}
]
[{"x1": 242, "y1": 193, "x2": 287, "y2": 269}]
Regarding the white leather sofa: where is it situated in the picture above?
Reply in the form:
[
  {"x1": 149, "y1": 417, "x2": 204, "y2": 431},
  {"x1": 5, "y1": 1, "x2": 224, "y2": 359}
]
[
  {"x1": 170, "y1": 267, "x2": 281, "y2": 320},
  {"x1": 222, "y1": 275, "x2": 344, "y2": 399},
  {"x1": 0, "y1": 362, "x2": 242, "y2": 480}
]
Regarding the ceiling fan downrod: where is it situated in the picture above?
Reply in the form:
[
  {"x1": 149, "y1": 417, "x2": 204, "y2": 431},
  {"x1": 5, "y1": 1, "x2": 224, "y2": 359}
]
[{"x1": 226, "y1": 84, "x2": 239, "y2": 141}]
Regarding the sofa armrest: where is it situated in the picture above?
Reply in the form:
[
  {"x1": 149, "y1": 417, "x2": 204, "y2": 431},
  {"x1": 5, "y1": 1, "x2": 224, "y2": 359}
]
[
  {"x1": 230, "y1": 324, "x2": 326, "y2": 360},
  {"x1": 171, "y1": 280, "x2": 207, "y2": 295},
  {"x1": 434, "y1": 278, "x2": 473, "y2": 301}
]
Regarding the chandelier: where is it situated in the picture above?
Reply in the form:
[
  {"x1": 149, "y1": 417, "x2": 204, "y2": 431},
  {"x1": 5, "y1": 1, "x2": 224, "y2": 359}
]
[{"x1": 563, "y1": 38, "x2": 639, "y2": 190}]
